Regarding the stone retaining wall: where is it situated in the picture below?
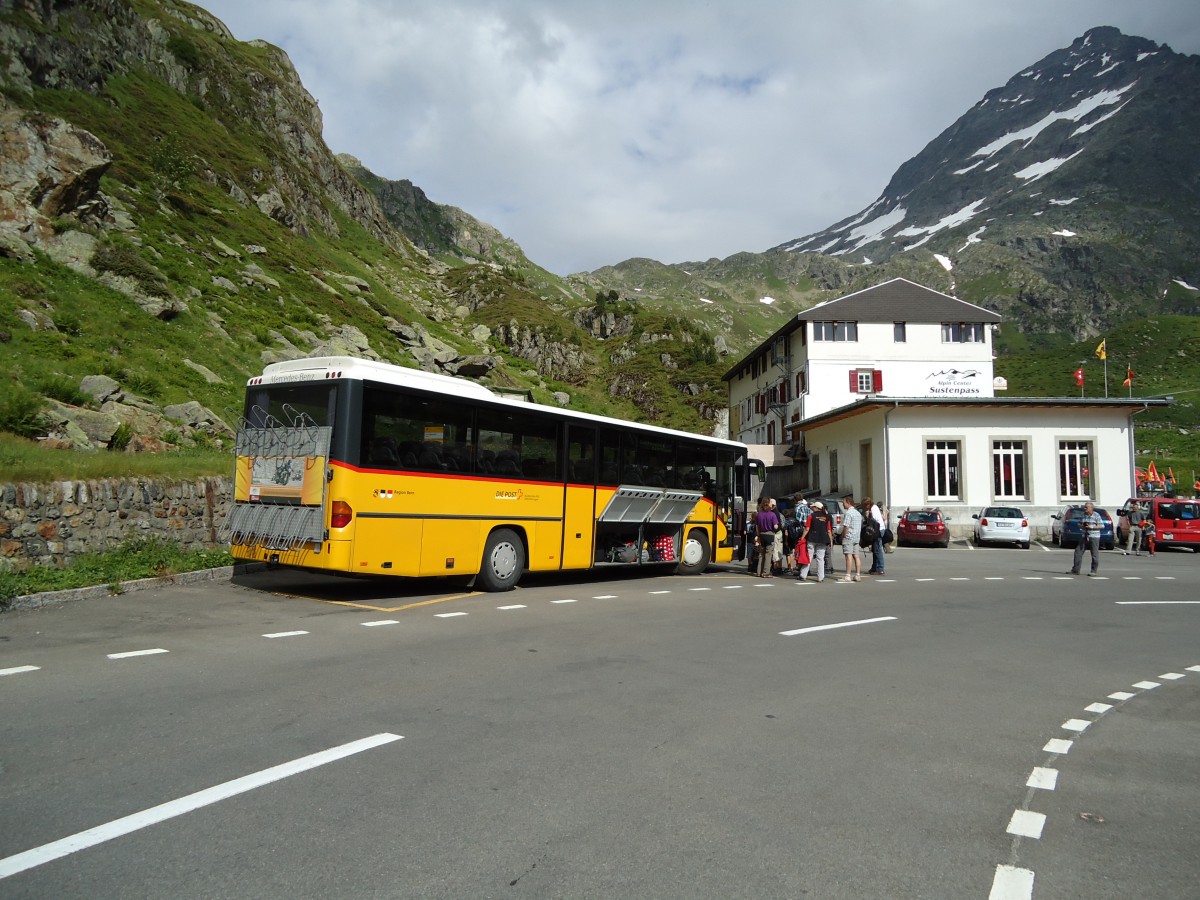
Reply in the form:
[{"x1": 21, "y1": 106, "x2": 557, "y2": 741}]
[{"x1": 0, "y1": 477, "x2": 231, "y2": 570}]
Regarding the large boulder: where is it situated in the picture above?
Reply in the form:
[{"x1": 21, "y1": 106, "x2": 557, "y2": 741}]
[{"x1": 0, "y1": 110, "x2": 112, "y2": 247}]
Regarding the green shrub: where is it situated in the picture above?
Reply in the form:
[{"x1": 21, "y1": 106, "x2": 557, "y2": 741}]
[
  {"x1": 0, "y1": 387, "x2": 46, "y2": 437},
  {"x1": 91, "y1": 244, "x2": 172, "y2": 297},
  {"x1": 36, "y1": 374, "x2": 90, "y2": 406},
  {"x1": 109, "y1": 421, "x2": 133, "y2": 451},
  {"x1": 166, "y1": 34, "x2": 202, "y2": 69}
]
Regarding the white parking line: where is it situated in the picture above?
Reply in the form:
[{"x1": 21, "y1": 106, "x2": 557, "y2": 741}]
[
  {"x1": 107, "y1": 649, "x2": 169, "y2": 659},
  {"x1": 0, "y1": 733, "x2": 403, "y2": 881},
  {"x1": 0, "y1": 665, "x2": 40, "y2": 676},
  {"x1": 780, "y1": 616, "x2": 896, "y2": 637},
  {"x1": 1116, "y1": 600, "x2": 1198, "y2": 604}
]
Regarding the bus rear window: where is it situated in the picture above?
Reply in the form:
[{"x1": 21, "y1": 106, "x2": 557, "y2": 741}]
[{"x1": 245, "y1": 384, "x2": 337, "y2": 428}]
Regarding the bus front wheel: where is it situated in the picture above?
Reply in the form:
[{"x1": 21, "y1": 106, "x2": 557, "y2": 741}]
[
  {"x1": 676, "y1": 530, "x2": 710, "y2": 576},
  {"x1": 478, "y1": 528, "x2": 525, "y2": 592}
]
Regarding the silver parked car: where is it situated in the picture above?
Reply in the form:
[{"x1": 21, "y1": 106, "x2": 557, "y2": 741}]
[{"x1": 971, "y1": 506, "x2": 1031, "y2": 549}]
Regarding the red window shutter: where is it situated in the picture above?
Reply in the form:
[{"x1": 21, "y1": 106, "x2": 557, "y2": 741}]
[
  {"x1": 848, "y1": 370, "x2": 858, "y2": 391},
  {"x1": 873, "y1": 370, "x2": 883, "y2": 392}
]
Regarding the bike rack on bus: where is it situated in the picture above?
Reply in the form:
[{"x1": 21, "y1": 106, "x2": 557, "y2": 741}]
[{"x1": 226, "y1": 412, "x2": 333, "y2": 552}]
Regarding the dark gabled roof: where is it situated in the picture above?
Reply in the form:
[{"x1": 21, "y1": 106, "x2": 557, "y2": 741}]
[
  {"x1": 795, "y1": 277, "x2": 1002, "y2": 324},
  {"x1": 721, "y1": 277, "x2": 1002, "y2": 381}
]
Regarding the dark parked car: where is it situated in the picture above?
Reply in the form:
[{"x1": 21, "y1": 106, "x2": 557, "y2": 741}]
[
  {"x1": 1051, "y1": 505, "x2": 1115, "y2": 550},
  {"x1": 897, "y1": 507, "x2": 951, "y2": 548}
]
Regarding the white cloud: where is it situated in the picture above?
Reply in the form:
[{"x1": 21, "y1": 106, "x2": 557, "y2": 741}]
[{"x1": 195, "y1": 0, "x2": 1200, "y2": 275}]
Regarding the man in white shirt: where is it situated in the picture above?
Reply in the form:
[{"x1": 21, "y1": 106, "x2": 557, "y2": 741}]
[{"x1": 865, "y1": 497, "x2": 886, "y2": 574}]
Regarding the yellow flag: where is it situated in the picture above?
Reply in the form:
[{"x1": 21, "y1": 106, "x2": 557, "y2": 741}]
[{"x1": 1095, "y1": 339, "x2": 1106, "y2": 360}]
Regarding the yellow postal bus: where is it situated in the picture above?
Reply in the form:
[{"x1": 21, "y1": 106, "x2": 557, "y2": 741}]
[{"x1": 230, "y1": 357, "x2": 757, "y2": 590}]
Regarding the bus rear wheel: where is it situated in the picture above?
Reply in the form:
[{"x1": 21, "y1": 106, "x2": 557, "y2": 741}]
[
  {"x1": 478, "y1": 527, "x2": 524, "y2": 592},
  {"x1": 676, "y1": 530, "x2": 710, "y2": 576}
]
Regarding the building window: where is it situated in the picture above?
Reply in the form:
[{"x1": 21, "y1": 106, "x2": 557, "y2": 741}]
[
  {"x1": 796, "y1": 370, "x2": 807, "y2": 395},
  {"x1": 1058, "y1": 440, "x2": 1092, "y2": 499},
  {"x1": 829, "y1": 449, "x2": 839, "y2": 493},
  {"x1": 850, "y1": 369, "x2": 882, "y2": 393},
  {"x1": 992, "y1": 440, "x2": 1027, "y2": 499},
  {"x1": 813, "y1": 321, "x2": 858, "y2": 342},
  {"x1": 925, "y1": 440, "x2": 961, "y2": 499},
  {"x1": 810, "y1": 452, "x2": 820, "y2": 492},
  {"x1": 894, "y1": 322, "x2": 907, "y2": 342},
  {"x1": 941, "y1": 322, "x2": 985, "y2": 343}
]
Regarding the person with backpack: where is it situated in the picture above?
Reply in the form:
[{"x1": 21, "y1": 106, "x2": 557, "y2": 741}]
[
  {"x1": 752, "y1": 496, "x2": 782, "y2": 577},
  {"x1": 864, "y1": 496, "x2": 886, "y2": 575},
  {"x1": 799, "y1": 500, "x2": 832, "y2": 582}
]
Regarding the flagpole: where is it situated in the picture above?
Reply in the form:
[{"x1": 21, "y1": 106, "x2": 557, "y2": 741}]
[{"x1": 1104, "y1": 355, "x2": 1109, "y2": 398}]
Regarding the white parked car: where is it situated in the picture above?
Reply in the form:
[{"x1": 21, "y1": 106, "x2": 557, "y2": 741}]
[{"x1": 971, "y1": 506, "x2": 1031, "y2": 549}]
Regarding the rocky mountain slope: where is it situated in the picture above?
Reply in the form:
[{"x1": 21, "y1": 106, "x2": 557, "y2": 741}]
[
  {"x1": 0, "y1": 0, "x2": 732, "y2": 450},
  {"x1": 0, "y1": 4, "x2": 1196, "y2": 457},
  {"x1": 774, "y1": 26, "x2": 1200, "y2": 336}
]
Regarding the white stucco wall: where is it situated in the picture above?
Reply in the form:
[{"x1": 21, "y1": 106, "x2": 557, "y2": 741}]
[{"x1": 795, "y1": 405, "x2": 1136, "y2": 538}]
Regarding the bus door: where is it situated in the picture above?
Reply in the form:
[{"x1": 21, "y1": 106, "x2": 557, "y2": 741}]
[{"x1": 563, "y1": 424, "x2": 598, "y2": 569}]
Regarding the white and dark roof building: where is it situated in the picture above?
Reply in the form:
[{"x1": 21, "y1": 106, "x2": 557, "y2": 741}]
[{"x1": 722, "y1": 278, "x2": 1167, "y2": 534}]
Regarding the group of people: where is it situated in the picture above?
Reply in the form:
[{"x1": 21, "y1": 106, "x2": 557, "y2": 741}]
[{"x1": 750, "y1": 493, "x2": 893, "y2": 583}]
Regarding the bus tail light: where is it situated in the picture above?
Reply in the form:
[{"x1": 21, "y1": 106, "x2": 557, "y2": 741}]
[{"x1": 330, "y1": 501, "x2": 353, "y2": 528}]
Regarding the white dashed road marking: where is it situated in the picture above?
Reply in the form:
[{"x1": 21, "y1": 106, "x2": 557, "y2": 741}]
[
  {"x1": 989, "y1": 864, "x2": 1035, "y2": 900},
  {"x1": 1026, "y1": 767, "x2": 1058, "y2": 790},
  {"x1": 262, "y1": 631, "x2": 309, "y2": 638},
  {"x1": 361, "y1": 620, "x2": 399, "y2": 627},
  {"x1": 995, "y1": 664, "x2": 1199, "y2": 899},
  {"x1": 434, "y1": 612, "x2": 467, "y2": 618},
  {"x1": 497, "y1": 605, "x2": 525, "y2": 610},
  {"x1": 0, "y1": 666, "x2": 40, "y2": 676},
  {"x1": 107, "y1": 649, "x2": 169, "y2": 659},
  {"x1": 1006, "y1": 809, "x2": 1046, "y2": 839}
]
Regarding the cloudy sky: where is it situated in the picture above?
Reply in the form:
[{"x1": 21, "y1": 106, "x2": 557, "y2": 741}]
[{"x1": 197, "y1": 0, "x2": 1199, "y2": 276}]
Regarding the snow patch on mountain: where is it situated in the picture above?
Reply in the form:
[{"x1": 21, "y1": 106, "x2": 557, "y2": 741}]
[{"x1": 971, "y1": 82, "x2": 1136, "y2": 159}]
